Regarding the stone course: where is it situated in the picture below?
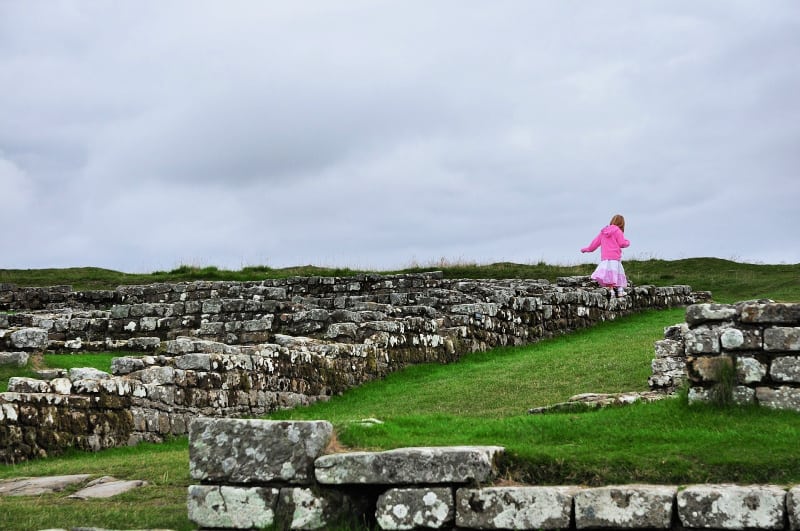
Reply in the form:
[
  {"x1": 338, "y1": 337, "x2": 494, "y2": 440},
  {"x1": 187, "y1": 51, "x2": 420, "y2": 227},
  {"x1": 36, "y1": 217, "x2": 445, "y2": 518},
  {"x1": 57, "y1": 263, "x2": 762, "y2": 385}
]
[
  {"x1": 186, "y1": 417, "x2": 800, "y2": 530},
  {"x1": 0, "y1": 273, "x2": 704, "y2": 463}
]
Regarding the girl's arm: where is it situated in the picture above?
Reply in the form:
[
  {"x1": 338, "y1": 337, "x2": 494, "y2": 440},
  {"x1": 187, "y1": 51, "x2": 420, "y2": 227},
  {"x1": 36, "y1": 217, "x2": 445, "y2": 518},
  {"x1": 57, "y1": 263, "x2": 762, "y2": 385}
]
[
  {"x1": 581, "y1": 233, "x2": 601, "y2": 253},
  {"x1": 617, "y1": 231, "x2": 630, "y2": 249}
]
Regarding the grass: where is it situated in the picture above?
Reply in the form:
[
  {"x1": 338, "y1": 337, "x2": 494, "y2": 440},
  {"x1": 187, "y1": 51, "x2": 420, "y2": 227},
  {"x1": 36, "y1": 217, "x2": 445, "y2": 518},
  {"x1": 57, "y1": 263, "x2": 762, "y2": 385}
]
[{"x1": 0, "y1": 259, "x2": 798, "y2": 529}]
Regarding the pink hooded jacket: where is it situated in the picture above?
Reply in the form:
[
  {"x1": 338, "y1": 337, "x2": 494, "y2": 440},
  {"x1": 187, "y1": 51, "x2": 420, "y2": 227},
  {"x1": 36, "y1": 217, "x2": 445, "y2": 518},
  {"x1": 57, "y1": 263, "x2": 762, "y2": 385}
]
[{"x1": 582, "y1": 225, "x2": 630, "y2": 261}]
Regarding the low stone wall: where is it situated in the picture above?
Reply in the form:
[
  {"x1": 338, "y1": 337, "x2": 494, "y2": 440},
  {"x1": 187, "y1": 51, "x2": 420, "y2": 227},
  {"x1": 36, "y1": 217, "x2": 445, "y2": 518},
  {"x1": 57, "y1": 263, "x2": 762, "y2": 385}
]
[
  {"x1": 0, "y1": 274, "x2": 706, "y2": 463},
  {"x1": 647, "y1": 302, "x2": 800, "y2": 411},
  {"x1": 187, "y1": 418, "x2": 800, "y2": 530}
]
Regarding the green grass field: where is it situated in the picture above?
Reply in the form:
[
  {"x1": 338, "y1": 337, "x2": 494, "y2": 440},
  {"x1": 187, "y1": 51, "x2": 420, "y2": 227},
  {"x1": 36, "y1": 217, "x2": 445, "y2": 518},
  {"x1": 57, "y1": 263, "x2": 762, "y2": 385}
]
[{"x1": 0, "y1": 259, "x2": 798, "y2": 530}]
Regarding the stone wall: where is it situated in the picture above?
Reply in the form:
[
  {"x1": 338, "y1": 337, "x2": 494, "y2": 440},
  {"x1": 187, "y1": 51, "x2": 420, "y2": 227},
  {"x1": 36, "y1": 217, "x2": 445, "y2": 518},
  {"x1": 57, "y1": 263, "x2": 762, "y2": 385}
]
[
  {"x1": 0, "y1": 273, "x2": 706, "y2": 463},
  {"x1": 647, "y1": 302, "x2": 800, "y2": 411},
  {"x1": 186, "y1": 417, "x2": 800, "y2": 530}
]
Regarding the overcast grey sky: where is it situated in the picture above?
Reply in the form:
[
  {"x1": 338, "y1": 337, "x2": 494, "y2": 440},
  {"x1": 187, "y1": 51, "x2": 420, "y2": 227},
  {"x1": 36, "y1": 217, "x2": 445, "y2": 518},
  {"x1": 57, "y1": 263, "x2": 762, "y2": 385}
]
[{"x1": 1, "y1": 1, "x2": 798, "y2": 272}]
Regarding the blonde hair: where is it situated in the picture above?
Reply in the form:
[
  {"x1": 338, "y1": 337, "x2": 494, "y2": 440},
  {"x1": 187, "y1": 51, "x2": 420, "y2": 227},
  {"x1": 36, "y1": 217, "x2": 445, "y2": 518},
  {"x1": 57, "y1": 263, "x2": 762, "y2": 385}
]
[{"x1": 609, "y1": 214, "x2": 625, "y2": 232}]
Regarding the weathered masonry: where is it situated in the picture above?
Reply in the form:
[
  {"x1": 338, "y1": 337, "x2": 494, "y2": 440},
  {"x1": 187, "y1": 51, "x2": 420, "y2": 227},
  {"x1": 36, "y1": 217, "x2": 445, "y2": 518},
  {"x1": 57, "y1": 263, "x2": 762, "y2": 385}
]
[
  {"x1": 0, "y1": 273, "x2": 706, "y2": 463},
  {"x1": 187, "y1": 418, "x2": 800, "y2": 530},
  {"x1": 647, "y1": 301, "x2": 800, "y2": 410}
]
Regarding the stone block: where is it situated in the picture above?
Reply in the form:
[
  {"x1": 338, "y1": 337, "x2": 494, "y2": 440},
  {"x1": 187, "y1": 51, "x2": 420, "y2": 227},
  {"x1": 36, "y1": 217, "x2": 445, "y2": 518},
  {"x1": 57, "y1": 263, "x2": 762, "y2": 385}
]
[
  {"x1": 376, "y1": 487, "x2": 454, "y2": 530},
  {"x1": 788, "y1": 486, "x2": 800, "y2": 531},
  {"x1": 654, "y1": 339, "x2": 684, "y2": 358},
  {"x1": 174, "y1": 353, "x2": 212, "y2": 371},
  {"x1": 686, "y1": 356, "x2": 732, "y2": 384},
  {"x1": 740, "y1": 303, "x2": 800, "y2": 323},
  {"x1": 315, "y1": 446, "x2": 504, "y2": 485},
  {"x1": 189, "y1": 418, "x2": 332, "y2": 484},
  {"x1": 574, "y1": 485, "x2": 676, "y2": 529},
  {"x1": 677, "y1": 484, "x2": 786, "y2": 530},
  {"x1": 456, "y1": 486, "x2": 577, "y2": 530},
  {"x1": 764, "y1": 327, "x2": 800, "y2": 351},
  {"x1": 278, "y1": 487, "x2": 367, "y2": 530},
  {"x1": 9, "y1": 328, "x2": 48, "y2": 350},
  {"x1": 736, "y1": 357, "x2": 767, "y2": 384},
  {"x1": 187, "y1": 485, "x2": 279, "y2": 529},
  {"x1": 7, "y1": 377, "x2": 50, "y2": 393},
  {"x1": 111, "y1": 357, "x2": 145, "y2": 375},
  {"x1": 68, "y1": 367, "x2": 112, "y2": 381},
  {"x1": 770, "y1": 356, "x2": 800, "y2": 383},
  {"x1": 756, "y1": 386, "x2": 800, "y2": 412},
  {"x1": 686, "y1": 304, "x2": 738, "y2": 326},
  {"x1": 685, "y1": 328, "x2": 720, "y2": 355},
  {"x1": 0, "y1": 352, "x2": 29, "y2": 367}
]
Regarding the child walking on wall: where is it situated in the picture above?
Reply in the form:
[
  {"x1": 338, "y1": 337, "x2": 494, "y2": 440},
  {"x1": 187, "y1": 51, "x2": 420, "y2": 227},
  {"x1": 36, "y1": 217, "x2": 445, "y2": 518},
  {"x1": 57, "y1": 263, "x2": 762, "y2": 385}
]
[{"x1": 581, "y1": 214, "x2": 630, "y2": 297}]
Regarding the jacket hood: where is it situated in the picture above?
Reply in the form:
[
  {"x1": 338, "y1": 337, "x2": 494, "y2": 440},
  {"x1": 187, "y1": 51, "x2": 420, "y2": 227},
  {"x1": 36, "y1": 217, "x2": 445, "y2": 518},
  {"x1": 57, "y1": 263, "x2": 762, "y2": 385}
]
[{"x1": 601, "y1": 225, "x2": 620, "y2": 236}]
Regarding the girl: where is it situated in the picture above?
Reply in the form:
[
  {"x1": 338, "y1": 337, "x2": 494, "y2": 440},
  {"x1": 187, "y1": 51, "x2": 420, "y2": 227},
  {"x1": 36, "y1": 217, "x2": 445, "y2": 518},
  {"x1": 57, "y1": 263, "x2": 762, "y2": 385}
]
[{"x1": 581, "y1": 214, "x2": 630, "y2": 297}]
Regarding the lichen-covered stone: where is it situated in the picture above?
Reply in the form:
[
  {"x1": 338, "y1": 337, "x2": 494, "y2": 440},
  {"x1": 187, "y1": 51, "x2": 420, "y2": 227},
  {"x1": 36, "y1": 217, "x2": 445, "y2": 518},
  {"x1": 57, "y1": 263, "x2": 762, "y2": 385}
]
[
  {"x1": 456, "y1": 486, "x2": 577, "y2": 530},
  {"x1": 721, "y1": 328, "x2": 763, "y2": 350},
  {"x1": 788, "y1": 486, "x2": 800, "y2": 531},
  {"x1": 736, "y1": 357, "x2": 767, "y2": 384},
  {"x1": 686, "y1": 304, "x2": 738, "y2": 325},
  {"x1": 770, "y1": 356, "x2": 800, "y2": 383},
  {"x1": 685, "y1": 328, "x2": 720, "y2": 355},
  {"x1": 764, "y1": 327, "x2": 800, "y2": 351},
  {"x1": 276, "y1": 487, "x2": 365, "y2": 530},
  {"x1": 187, "y1": 484, "x2": 279, "y2": 529},
  {"x1": 740, "y1": 303, "x2": 800, "y2": 323},
  {"x1": 315, "y1": 446, "x2": 504, "y2": 485},
  {"x1": 9, "y1": 328, "x2": 48, "y2": 350},
  {"x1": 189, "y1": 418, "x2": 332, "y2": 484},
  {"x1": 0, "y1": 352, "x2": 29, "y2": 367},
  {"x1": 654, "y1": 339, "x2": 684, "y2": 358},
  {"x1": 755, "y1": 386, "x2": 800, "y2": 411},
  {"x1": 376, "y1": 487, "x2": 454, "y2": 530},
  {"x1": 574, "y1": 485, "x2": 676, "y2": 529},
  {"x1": 677, "y1": 484, "x2": 786, "y2": 530}
]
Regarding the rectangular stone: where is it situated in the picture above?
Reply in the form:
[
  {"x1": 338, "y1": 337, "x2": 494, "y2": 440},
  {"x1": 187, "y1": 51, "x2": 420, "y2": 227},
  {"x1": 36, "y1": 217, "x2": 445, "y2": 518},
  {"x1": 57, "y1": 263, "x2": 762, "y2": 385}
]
[
  {"x1": 189, "y1": 418, "x2": 332, "y2": 484},
  {"x1": 456, "y1": 486, "x2": 577, "y2": 530},
  {"x1": 187, "y1": 485, "x2": 278, "y2": 529},
  {"x1": 756, "y1": 386, "x2": 800, "y2": 412},
  {"x1": 770, "y1": 356, "x2": 800, "y2": 383},
  {"x1": 740, "y1": 303, "x2": 800, "y2": 323},
  {"x1": 654, "y1": 339, "x2": 684, "y2": 358},
  {"x1": 685, "y1": 328, "x2": 720, "y2": 355},
  {"x1": 315, "y1": 446, "x2": 504, "y2": 485},
  {"x1": 575, "y1": 485, "x2": 676, "y2": 529},
  {"x1": 686, "y1": 304, "x2": 738, "y2": 326},
  {"x1": 788, "y1": 486, "x2": 800, "y2": 531},
  {"x1": 720, "y1": 328, "x2": 763, "y2": 350},
  {"x1": 677, "y1": 484, "x2": 786, "y2": 530},
  {"x1": 764, "y1": 327, "x2": 800, "y2": 351}
]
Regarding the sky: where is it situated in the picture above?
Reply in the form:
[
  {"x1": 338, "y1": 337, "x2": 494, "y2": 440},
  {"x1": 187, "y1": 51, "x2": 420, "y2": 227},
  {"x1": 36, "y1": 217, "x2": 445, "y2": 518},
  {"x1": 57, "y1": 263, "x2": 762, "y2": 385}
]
[{"x1": 1, "y1": 1, "x2": 798, "y2": 273}]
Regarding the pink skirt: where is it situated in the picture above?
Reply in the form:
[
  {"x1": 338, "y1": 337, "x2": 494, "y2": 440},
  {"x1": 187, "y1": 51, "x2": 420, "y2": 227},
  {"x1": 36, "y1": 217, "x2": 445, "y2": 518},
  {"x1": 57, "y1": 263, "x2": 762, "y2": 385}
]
[{"x1": 591, "y1": 260, "x2": 627, "y2": 288}]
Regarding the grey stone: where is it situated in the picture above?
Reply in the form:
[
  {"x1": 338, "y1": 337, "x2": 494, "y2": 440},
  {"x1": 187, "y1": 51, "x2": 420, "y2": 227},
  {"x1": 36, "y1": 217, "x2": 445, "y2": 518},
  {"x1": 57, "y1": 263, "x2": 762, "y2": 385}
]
[
  {"x1": 174, "y1": 353, "x2": 212, "y2": 371},
  {"x1": 68, "y1": 367, "x2": 112, "y2": 381},
  {"x1": 740, "y1": 303, "x2": 800, "y2": 323},
  {"x1": 126, "y1": 336, "x2": 161, "y2": 350},
  {"x1": 189, "y1": 418, "x2": 332, "y2": 484},
  {"x1": 685, "y1": 304, "x2": 738, "y2": 325},
  {"x1": 788, "y1": 486, "x2": 800, "y2": 531},
  {"x1": 137, "y1": 366, "x2": 175, "y2": 385},
  {"x1": 764, "y1": 327, "x2": 800, "y2": 351},
  {"x1": 770, "y1": 356, "x2": 800, "y2": 382},
  {"x1": 733, "y1": 386, "x2": 756, "y2": 405},
  {"x1": 736, "y1": 357, "x2": 767, "y2": 384},
  {"x1": 685, "y1": 328, "x2": 720, "y2": 355},
  {"x1": 456, "y1": 486, "x2": 577, "y2": 530},
  {"x1": 574, "y1": 485, "x2": 676, "y2": 529},
  {"x1": 376, "y1": 487, "x2": 454, "y2": 530},
  {"x1": 7, "y1": 377, "x2": 50, "y2": 393},
  {"x1": 0, "y1": 474, "x2": 91, "y2": 496},
  {"x1": 654, "y1": 339, "x2": 684, "y2": 358},
  {"x1": 0, "y1": 351, "x2": 29, "y2": 367},
  {"x1": 9, "y1": 327, "x2": 48, "y2": 349},
  {"x1": 278, "y1": 487, "x2": 364, "y2": 530},
  {"x1": 67, "y1": 476, "x2": 147, "y2": 499},
  {"x1": 315, "y1": 446, "x2": 504, "y2": 485},
  {"x1": 756, "y1": 386, "x2": 800, "y2": 412},
  {"x1": 187, "y1": 485, "x2": 279, "y2": 529},
  {"x1": 110, "y1": 357, "x2": 145, "y2": 375},
  {"x1": 677, "y1": 484, "x2": 786, "y2": 530}
]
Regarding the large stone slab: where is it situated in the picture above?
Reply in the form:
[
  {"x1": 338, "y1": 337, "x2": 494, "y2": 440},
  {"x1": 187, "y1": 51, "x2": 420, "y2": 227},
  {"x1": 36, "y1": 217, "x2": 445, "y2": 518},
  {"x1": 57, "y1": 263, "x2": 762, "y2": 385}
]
[
  {"x1": 764, "y1": 327, "x2": 800, "y2": 351},
  {"x1": 8, "y1": 328, "x2": 48, "y2": 350},
  {"x1": 0, "y1": 352, "x2": 29, "y2": 367},
  {"x1": 67, "y1": 475, "x2": 147, "y2": 499},
  {"x1": 376, "y1": 487, "x2": 454, "y2": 530},
  {"x1": 574, "y1": 485, "x2": 676, "y2": 529},
  {"x1": 456, "y1": 486, "x2": 578, "y2": 530},
  {"x1": 756, "y1": 386, "x2": 800, "y2": 412},
  {"x1": 187, "y1": 485, "x2": 279, "y2": 529},
  {"x1": 189, "y1": 418, "x2": 333, "y2": 484},
  {"x1": 686, "y1": 304, "x2": 738, "y2": 326},
  {"x1": 677, "y1": 484, "x2": 786, "y2": 530},
  {"x1": 315, "y1": 446, "x2": 504, "y2": 485},
  {"x1": 0, "y1": 474, "x2": 91, "y2": 496},
  {"x1": 740, "y1": 303, "x2": 800, "y2": 324}
]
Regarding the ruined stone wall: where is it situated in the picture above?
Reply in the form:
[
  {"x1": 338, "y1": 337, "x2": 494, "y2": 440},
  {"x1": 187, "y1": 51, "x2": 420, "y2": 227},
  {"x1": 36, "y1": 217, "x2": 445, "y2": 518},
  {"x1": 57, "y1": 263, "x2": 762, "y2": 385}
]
[
  {"x1": 647, "y1": 302, "x2": 800, "y2": 411},
  {"x1": 0, "y1": 273, "x2": 706, "y2": 463},
  {"x1": 185, "y1": 418, "x2": 800, "y2": 530}
]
